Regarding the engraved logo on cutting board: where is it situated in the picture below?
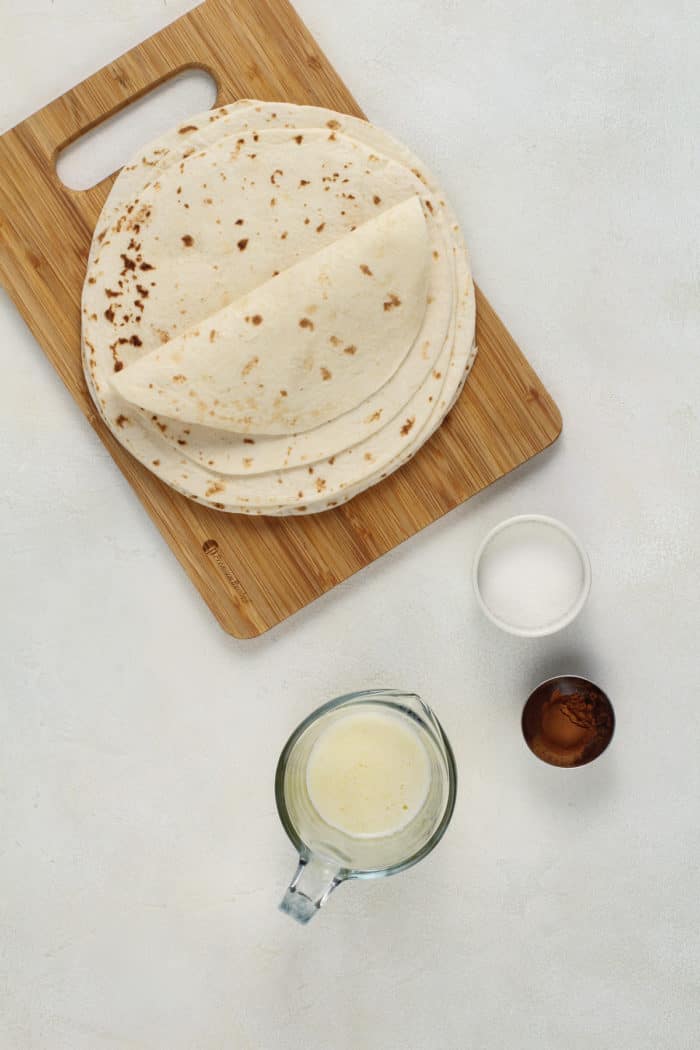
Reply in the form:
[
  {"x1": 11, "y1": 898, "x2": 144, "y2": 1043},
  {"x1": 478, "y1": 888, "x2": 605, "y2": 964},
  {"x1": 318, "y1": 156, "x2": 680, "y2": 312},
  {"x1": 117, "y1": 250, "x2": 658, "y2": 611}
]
[{"x1": 202, "y1": 539, "x2": 249, "y2": 601}]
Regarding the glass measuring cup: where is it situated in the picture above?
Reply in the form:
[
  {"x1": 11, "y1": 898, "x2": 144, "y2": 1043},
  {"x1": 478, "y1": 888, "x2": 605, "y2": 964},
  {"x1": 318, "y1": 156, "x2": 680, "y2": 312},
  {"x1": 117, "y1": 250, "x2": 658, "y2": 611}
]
[{"x1": 275, "y1": 689, "x2": 457, "y2": 924}]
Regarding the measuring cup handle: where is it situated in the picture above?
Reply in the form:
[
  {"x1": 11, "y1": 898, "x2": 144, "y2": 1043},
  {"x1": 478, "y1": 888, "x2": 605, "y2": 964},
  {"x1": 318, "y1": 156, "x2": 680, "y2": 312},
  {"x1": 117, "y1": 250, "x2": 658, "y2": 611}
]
[{"x1": 279, "y1": 854, "x2": 343, "y2": 924}]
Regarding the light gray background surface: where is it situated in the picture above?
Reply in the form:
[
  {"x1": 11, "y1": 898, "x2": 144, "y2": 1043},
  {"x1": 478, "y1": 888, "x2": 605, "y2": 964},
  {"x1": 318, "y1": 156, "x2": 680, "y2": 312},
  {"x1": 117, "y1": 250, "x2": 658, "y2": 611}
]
[{"x1": 1, "y1": 2, "x2": 698, "y2": 1047}]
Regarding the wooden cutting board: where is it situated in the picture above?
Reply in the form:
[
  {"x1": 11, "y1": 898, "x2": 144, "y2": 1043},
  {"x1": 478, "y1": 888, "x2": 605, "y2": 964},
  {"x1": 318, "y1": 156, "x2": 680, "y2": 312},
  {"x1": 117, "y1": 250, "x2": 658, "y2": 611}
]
[{"x1": 0, "y1": 0, "x2": 561, "y2": 638}]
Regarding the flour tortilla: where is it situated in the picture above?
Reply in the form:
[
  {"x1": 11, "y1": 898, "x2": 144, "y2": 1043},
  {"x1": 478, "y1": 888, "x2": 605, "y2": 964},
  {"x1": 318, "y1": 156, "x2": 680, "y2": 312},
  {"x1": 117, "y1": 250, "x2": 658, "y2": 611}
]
[
  {"x1": 84, "y1": 128, "x2": 449, "y2": 450},
  {"x1": 82, "y1": 103, "x2": 476, "y2": 514},
  {"x1": 111, "y1": 197, "x2": 430, "y2": 435},
  {"x1": 169, "y1": 207, "x2": 453, "y2": 475},
  {"x1": 85, "y1": 127, "x2": 425, "y2": 364},
  {"x1": 88, "y1": 126, "x2": 456, "y2": 472}
]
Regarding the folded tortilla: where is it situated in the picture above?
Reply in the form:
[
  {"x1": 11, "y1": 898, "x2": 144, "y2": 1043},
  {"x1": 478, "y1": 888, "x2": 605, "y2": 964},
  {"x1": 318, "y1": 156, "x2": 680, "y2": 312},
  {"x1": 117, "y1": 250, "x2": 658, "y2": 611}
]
[
  {"x1": 82, "y1": 102, "x2": 476, "y2": 514},
  {"x1": 111, "y1": 197, "x2": 429, "y2": 435}
]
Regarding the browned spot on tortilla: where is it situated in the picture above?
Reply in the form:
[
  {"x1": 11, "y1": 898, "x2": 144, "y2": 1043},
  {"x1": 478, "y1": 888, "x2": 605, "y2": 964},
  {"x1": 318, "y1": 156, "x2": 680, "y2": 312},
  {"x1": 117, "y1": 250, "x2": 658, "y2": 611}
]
[
  {"x1": 179, "y1": 124, "x2": 198, "y2": 134},
  {"x1": 293, "y1": 134, "x2": 303, "y2": 144},
  {"x1": 235, "y1": 218, "x2": 244, "y2": 225},
  {"x1": 203, "y1": 197, "x2": 213, "y2": 205},
  {"x1": 307, "y1": 466, "x2": 314, "y2": 474},
  {"x1": 316, "y1": 222, "x2": 325, "y2": 233},
  {"x1": 279, "y1": 389, "x2": 288, "y2": 397},
  {"x1": 177, "y1": 439, "x2": 187, "y2": 446},
  {"x1": 364, "y1": 452, "x2": 374, "y2": 462},
  {"x1": 383, "y1": 293, "x2": 401, "y2": 311},
  {"x1": 243, "y1": 437, "x2": 255, "y2": 445},
  {"x1": 327, "y1": 455, "x2": 336, "y2": 466},
  {"x1": 320, "y1": 367, "x2": 332, "y2": 381},
  {"x1": 433, "y1": 370, "x2": 442, "y2": 379},
  {"x1": 152, "y1": 460, "x2": 160, "y2": 466},
  {"x1": 304, "y1": 217, "x2": 311, "y2": 225},
  {"x1": 253, "y1": 132, "x2": 259, "y2": 142},
  {"x1": 139, "y1": 262, "x2": 154, "y2": 271},
  {"x1": 155, "y1": 420, "x2": 168, "y2": 434},
  {"x1": 280, "y1": 231, "x2": 288, "y2": 239},
  {"x1": 208, "y1": 329, "x2": 217, "y2": 344},
  {"x1": 373, "y1": 194, "x2": 382, "y2": 205},
  {"x1": 237, "y1": 238, "x2": 249, "y2": 251},
  {"x1": 97, "y1": 229, "x2": 106, "y2": 243},
  {"x1": 242, "y1": 356, "x2": 260, "y2": 376},
  {"x1": 205, "y1": 482, "x2": 225, "y2": 498},
  {"x1": 120, "y1": 253, "x2": 136, "y2": 272},
  {"x1": 433, "y1": 250, "x2": 439, "y2": 260},
  {"x1": 251, "y1": 314, "x2": 263, "y2": 325},
  {"x1": 401, "y1": 417, "x2": 415, "y2": 436},
  {"x1": 243, "y1": 457, "x2": 253, "y2": 468},
  {"x1": 360, "y1": 264, "x2": 373, "y2": 276},
  {"x1": 130, "y1": 335, "x2": 142, "y2": 347},
  {"x1": 104, "y1": 306, "x2": 115, "y2": 323},
  {"x1": 425, "y1": 200, "x2": 434, "y2": 213},
  {"x1": 315, "y1": 478, "x2": 327, "y2": 493},
  {"x1": 367, "y1": 409, "x2": 382, "y2": 423},
  {"x1": 176, "y1": 186, "x2": 182, "y2": 194},
  {"x1": 105, "y1": 288, "x2": 121, "y2": 298},
  {"x1": 113, "y1": 361, "x2": 123, "y2": 373},
  {"x1": 115, "y1": 414, "x2": 128, "y2": 428},
  {"x1": 299, "y1": 317, "x2": 314, "y2": 330},
  {"x1": 136, "y1": 284, "x2": 149, "y2": 298},
  {"x1": 329, "y1": 335, "x2": 342, "y2": 347},
  {"x1": 270, "y1": 169, "x2": 283, "y2": 185},
  {"x1": 172, "y1": 374, "x2": 186, "y2": 384},
  {"x1": 270, "y1": 197, "x2": 277, "y2": 207},
  {"x1": 299, "y1": 179, "x2": 310, "y2": 187},
  {"x1": 87, "y1": 276, "x2": 96, "y2": 284},
  {"x1": 343, "y1": 345, "x2": 357, "y2": 355}
]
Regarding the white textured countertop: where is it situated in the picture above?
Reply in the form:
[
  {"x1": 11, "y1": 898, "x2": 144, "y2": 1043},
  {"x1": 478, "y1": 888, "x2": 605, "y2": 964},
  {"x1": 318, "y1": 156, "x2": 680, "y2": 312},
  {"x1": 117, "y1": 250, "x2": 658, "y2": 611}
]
[{"x1": 1, "y1": 2, "x2": 698, "y2": 1047}]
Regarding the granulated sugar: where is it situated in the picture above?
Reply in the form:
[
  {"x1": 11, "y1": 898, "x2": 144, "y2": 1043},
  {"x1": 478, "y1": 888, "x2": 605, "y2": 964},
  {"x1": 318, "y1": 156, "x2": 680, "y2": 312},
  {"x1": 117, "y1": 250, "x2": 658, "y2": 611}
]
[{"x1": 476, "y1": 519, "x2": 587, "y2": 632}]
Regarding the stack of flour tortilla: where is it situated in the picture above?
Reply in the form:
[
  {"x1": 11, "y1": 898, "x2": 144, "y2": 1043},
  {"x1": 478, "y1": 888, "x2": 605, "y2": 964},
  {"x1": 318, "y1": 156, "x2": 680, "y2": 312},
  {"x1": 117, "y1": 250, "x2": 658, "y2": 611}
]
[{"x1": 82, "y1": 101, "x2": 476, "y2": 514}]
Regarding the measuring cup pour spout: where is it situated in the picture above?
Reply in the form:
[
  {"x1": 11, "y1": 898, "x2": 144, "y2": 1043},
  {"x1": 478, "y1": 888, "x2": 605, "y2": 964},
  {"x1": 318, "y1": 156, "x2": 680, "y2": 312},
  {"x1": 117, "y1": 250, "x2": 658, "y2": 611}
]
[{"x1": 280, "y1": 853, "x2": 343, "y2": 924}]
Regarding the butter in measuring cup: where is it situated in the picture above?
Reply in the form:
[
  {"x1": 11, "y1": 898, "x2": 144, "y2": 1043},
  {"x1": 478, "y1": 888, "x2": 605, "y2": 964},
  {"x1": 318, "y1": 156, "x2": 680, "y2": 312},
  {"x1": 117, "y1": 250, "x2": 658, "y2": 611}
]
[
  {"x1": 275, "y1": 690, "x2": 456, "y2": 923},
  {"x1": 306, "y1": 707, "x2": 432, "y2": 838}
]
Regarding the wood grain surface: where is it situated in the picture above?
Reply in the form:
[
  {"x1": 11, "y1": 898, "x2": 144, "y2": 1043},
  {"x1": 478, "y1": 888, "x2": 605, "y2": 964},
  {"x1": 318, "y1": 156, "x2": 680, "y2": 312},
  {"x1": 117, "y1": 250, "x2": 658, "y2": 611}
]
[{"x1": 0, "y1": 0, "x2": 562, "y2": 638}]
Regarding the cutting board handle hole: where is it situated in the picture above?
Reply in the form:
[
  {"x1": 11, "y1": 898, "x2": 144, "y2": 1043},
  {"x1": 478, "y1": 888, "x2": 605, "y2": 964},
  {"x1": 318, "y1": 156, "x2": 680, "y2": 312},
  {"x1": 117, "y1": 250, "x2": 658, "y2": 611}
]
[{"x1": 56, "y1": 68, "x2": 218, "y2": 191}]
